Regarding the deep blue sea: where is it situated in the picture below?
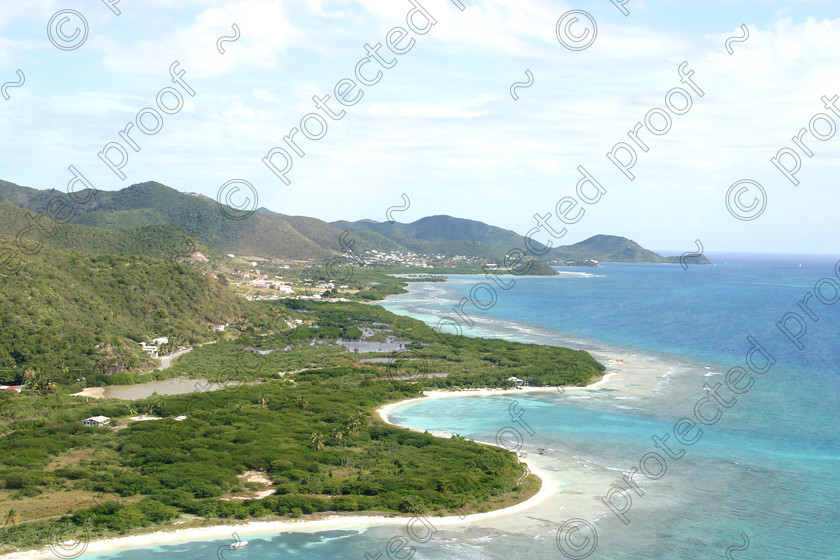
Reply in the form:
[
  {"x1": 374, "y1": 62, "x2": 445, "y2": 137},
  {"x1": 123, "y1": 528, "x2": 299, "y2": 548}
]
[{"x1": 80, "y1": 255, "x2": 840, "y2": 560}]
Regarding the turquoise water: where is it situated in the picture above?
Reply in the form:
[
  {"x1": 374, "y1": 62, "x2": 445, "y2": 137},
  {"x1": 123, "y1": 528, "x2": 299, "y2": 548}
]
[{"x1": 81, "y1": 255, "x2": 840, "y2": 559}]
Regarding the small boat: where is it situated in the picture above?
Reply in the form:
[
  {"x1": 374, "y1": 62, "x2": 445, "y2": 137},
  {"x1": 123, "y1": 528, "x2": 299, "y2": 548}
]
[{"x1": 230, "y1": 540, "x2": 249, "y2": 549}]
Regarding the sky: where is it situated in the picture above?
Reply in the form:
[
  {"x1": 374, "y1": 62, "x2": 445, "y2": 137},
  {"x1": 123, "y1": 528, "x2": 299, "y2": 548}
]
[{"x1": 0, "y1": 0, "x2": 838, "y2": 254}]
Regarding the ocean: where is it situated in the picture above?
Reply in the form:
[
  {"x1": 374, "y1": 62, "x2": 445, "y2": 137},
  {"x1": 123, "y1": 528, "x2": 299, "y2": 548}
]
[{"x1": 82, "y1": 254, "x2": 840, "y2": 559}]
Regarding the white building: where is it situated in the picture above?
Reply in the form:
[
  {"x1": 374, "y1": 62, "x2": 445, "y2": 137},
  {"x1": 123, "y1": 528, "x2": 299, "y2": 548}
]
[
  {"x1": 82, "y1": 416, "x2": 110, "y2": 427},
  {"x1": 139, "y1": 342, "x2": 159, "y2": 358}
]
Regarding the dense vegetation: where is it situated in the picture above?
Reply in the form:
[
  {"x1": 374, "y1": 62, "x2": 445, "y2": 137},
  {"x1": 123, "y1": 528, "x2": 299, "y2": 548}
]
[
  {"x1": 138, "y1": 300, "x2": 605, "y2": 389},
  {"x1": 0, "y1": 245, "x2": 243, "y2": 386},
  {"x1": 0, "y1": 203, "x2": 213, "y2": 262}
]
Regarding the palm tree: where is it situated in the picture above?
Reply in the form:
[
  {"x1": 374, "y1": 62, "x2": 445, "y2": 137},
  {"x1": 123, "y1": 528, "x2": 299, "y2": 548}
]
[
  {"x1": 3, "y1": 509, "x2": 19, "y2": 528},
  {"x1": 258, "y1": 394, "x2": 268, "y2": 408},
  {"x1": 331, "y1": 428, "x2": 346, "y2": 444},
  {"x1": 296, "y1": 397, "x2": 308, "y2": 410},
  {"x1": 345, "y1": 415, "x2": 362, "y2": 435},
  {"x1": 22, "y1": 369, "x2": 36, "y2": 384},
  {"x1": 309, "y1": 432, "x2": 324, "y2": 452},
  {"x1": 30, "y1": 379, "x2": 47, "y2": 396}
]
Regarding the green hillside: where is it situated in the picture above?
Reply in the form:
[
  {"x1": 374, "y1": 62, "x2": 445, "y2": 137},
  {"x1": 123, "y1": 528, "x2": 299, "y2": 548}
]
[
  {"x1": 0, "y1": 181, "x2": 333, "y2": 262},
  {"x1": 0, "y1": 203, "x2": 211, "y2": 261},
  {"x1": 0, "y1": 243, "x2": 244, "y2": 386}
]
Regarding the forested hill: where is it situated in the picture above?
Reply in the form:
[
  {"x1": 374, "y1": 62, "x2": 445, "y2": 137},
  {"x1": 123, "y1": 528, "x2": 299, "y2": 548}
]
[
  {"x1": 0, "y1": 203, "x2": 213, "y2": 261},
  {"x1": 0, "y1": 243, "x2": 244, "y2": 386},
  {"x1": 0, "y1": 181, "x2": 333, "y2": 262}
]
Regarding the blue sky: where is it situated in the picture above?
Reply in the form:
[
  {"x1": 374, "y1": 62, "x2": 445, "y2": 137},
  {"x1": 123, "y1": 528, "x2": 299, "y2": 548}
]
[{"x1": 0, "y1": 0, "x2": 838, "y2": 253}]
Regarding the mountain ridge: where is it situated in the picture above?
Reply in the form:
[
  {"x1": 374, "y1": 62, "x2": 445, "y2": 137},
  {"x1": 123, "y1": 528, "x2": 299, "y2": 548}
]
[{"x1": 0, "y1": 179, "x2": 710, "y2": 267}]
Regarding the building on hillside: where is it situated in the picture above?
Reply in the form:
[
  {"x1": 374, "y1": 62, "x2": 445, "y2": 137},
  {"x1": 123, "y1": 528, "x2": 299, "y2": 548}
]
[
  {"x1": 507, "y1": 376, "x2": 526, "y2": 388},
  {"x1": 152, "y1": 337, "x2": 169, "y2": 346},
  {"x1": 0, "y1": 385, "x2": 22, "y2": 393},
  {"x1": 82, "y1": 416, "x2": 110, "y2": 427},
  {"x1": 139, "y1": 342, "x2": 159, "y2": 358}
]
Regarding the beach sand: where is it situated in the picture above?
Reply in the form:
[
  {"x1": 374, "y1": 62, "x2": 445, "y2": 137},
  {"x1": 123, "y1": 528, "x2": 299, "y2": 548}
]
[
  {"x1": 376, "y1": 373, "x2": 617, "y2": 425},
  {"x1": 70, "y1": 387, "x2": 105, "y2": 399}
]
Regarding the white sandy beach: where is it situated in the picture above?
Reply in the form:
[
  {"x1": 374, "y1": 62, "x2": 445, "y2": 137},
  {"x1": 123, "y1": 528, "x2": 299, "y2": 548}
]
[{"x1": 376, "y1": 373, "x2": 617, "y2": 425}]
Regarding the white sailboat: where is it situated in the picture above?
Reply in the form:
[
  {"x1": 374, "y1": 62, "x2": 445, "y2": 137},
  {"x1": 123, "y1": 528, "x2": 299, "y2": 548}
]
[{"x1": 230, "y1": 532, "x2": 249, "y2": 549}]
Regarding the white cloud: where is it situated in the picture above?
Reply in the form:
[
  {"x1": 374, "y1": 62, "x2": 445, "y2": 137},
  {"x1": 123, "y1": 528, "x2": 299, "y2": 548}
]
[{"x1": 102, "y1": 1, "x2": 302, "y2": 77}]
